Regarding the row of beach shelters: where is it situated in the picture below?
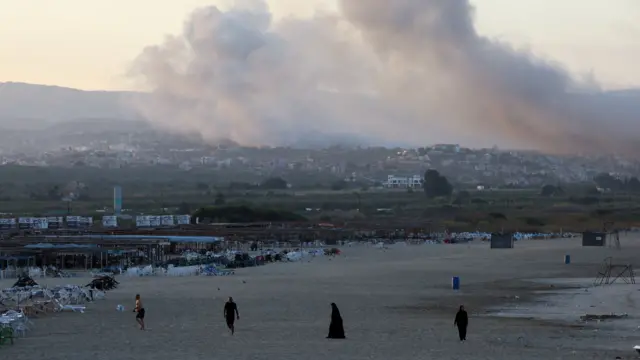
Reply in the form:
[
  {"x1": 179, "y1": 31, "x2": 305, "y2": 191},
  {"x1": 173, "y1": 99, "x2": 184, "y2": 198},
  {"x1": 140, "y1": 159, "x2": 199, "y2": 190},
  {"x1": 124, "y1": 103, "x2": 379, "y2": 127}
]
[{"x1": 0, "y1": 234, "x2": 225, "y2": 272}]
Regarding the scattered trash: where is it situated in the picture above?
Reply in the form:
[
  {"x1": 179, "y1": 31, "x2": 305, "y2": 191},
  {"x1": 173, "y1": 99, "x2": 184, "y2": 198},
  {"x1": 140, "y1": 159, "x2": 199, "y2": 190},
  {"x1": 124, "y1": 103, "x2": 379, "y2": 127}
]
[
  {"x1": 87, "y1": 275, "x2": 119, "y2": 290},
  {"x1": 13, "y1": 275, "x2": 38, "y2": 288},
  {"x1": 580, "y1": 313, "x2": 629, "y2": 321},
  {"x1": 324, "y1": 248, "x2": 341, "y2": 256}
]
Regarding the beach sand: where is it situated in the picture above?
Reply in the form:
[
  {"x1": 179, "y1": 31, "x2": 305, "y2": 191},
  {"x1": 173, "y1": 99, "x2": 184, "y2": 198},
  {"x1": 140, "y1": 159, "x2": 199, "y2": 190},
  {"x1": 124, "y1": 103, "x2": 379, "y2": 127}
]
[{"x1": 2, "y1": 237, "x2": 640, "y2": 359}]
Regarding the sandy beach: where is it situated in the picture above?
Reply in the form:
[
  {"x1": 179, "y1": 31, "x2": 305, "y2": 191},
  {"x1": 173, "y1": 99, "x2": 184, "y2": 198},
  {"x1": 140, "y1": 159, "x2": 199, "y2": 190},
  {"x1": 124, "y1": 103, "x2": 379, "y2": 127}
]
[{"x1": 3, "y1": 237, "x2": 640, "y2": 360}]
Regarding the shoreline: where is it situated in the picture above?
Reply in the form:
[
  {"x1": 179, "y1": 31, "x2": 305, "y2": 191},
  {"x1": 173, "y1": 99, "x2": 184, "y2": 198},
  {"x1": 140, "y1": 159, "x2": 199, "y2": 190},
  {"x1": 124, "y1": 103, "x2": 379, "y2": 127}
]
[{"x1": 486, "y1": 278, "x2": 639, "y2": 326}]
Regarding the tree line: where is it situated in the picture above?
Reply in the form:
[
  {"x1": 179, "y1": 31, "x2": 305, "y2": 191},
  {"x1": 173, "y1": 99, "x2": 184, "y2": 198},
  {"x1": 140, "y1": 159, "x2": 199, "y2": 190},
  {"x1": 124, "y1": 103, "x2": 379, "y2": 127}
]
[{"x1": 593, "y1": 172, "x2": 640, "y2": 192}]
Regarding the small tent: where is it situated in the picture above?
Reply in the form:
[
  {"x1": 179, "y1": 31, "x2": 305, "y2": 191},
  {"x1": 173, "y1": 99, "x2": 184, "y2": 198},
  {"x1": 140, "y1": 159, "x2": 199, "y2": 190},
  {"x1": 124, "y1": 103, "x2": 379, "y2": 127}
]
[
  {"x1": 582, "y1": 232, "x2": 606, "y2": 247},
  {"x1": 490, "y1": 233, "x2": 514, "y2": 249}
]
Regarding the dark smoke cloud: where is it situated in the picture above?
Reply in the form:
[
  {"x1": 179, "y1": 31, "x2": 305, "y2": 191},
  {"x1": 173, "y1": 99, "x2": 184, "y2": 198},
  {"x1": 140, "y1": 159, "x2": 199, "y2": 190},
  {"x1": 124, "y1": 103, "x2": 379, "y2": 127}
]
[{"x1": 129, "y1": 0, "x2": 640, "y2": 154}]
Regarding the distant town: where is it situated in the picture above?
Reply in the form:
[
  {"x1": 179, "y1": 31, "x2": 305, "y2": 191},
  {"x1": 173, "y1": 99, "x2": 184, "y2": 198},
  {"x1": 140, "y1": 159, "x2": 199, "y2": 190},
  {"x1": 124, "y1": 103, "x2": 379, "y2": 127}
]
[{"x1": 0, "y1": 120, "x2": 638, "y2": 190}]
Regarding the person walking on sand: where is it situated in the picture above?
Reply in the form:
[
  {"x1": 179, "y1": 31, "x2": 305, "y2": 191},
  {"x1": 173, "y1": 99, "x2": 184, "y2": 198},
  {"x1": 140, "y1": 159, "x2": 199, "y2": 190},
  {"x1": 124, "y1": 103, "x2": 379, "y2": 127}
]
[
  {"x1": 134, "y1": 294, "x2": 145, "y2": 330},
  {"x1": 326, "y1": 303, "x2": 345, "y2": 339},
  {"x1": 224, "y1": 297, "x2": 239, "y2": 335},
  {"x1": 454, "y1": 305, "x2": 468, "y2": 341}
]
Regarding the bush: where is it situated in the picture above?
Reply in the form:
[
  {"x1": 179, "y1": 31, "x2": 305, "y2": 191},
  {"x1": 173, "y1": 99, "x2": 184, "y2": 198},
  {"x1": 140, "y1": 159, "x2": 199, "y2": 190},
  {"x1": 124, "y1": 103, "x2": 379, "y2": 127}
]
[
  {"x1": 193, "y1": 205, "x2": 305, "y2": 223},
  {"x1": 330, "y1": 180, "x2": 348, "y2": 191},
  {"x1": 471, "y1": 198, "x2": 488, "y2": 205},
  {"x1": 540, "y1": 184, "x2": 564, "y2": 197},
  {"x1": 522, "y1": 217, "x2": 546, "y2": 226},
  {"x1": 423, "y1": 170, "x2": 453, "y2": 198},
  {"x1": 488, "y1": 212, "x2": 507, "y2": 220},
  {"x1": 260, "y1": 177, "x2": 288, "y2": 190},
  {"x1": 568, "y1": 196, "x2": 599, "y2": 205}
]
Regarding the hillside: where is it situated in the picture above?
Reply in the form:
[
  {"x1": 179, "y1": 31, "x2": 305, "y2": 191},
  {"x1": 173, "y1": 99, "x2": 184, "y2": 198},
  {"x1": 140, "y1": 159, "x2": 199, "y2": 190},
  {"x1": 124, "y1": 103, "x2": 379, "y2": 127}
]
[
  {"x1": 0, "y1": 82, "x2": 139, "y2": 129},
  {"x1": 1, "y1": 81, "x2": 639, "y2": 138}
]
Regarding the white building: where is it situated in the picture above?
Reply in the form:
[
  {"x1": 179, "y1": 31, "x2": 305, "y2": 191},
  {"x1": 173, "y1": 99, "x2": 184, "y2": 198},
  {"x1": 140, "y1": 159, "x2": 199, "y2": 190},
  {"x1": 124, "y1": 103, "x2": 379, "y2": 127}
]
[
  {"x1": 200, "y1": 156, "x2": 216, "y2": 165},
  {"x1": 344, "y1": 172, "x2": 357, "y2": 182},
  {"x1": 384, "y1": 175, "x2": 423, "y2": 188}
]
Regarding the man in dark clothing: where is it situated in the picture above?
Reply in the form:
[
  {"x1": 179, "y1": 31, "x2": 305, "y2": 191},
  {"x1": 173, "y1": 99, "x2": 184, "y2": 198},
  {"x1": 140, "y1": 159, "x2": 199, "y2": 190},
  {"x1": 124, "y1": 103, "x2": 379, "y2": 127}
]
[
  {"x1": 454, "y1": 305, "x2": 468, "y2": 341},
  {"x1": 224, "y1": 297, "x2": 240, "y2": 335}
]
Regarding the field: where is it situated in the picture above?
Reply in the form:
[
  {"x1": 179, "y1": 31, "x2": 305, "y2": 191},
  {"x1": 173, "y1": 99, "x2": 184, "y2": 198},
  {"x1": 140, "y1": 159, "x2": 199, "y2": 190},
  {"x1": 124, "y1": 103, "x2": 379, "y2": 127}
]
[
  {"x1": 2, "y1": 238, "x2": 640, "y2": 360},
  {"x1": 1, "y1": 165, "x2": 640, "y2": 232}
]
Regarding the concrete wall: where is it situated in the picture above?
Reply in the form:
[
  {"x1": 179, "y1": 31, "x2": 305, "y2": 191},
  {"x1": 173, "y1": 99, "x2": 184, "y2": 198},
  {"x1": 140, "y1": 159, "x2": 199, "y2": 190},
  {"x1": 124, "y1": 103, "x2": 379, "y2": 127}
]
[{"x1": 582, "y1": 232, "x2": 606, "y2": 247}]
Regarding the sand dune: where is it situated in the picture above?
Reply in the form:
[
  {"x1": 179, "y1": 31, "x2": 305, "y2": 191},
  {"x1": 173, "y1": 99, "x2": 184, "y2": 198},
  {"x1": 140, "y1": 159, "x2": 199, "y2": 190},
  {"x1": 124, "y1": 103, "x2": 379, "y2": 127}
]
[{"x1": 2, "y1": 238, "x2": 640, "y2": 359}]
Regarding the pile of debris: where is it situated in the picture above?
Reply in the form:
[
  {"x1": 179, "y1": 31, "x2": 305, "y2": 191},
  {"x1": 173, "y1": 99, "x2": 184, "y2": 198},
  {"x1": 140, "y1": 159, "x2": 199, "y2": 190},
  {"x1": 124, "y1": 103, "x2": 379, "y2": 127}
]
[
  {"x1": 12, "y1": 275, "x2": 38, "y2": 288},
  {"x1": 50, "y1": 269, "x2": 74, "y2": 278},
  {"x1": 86, "y1": 275, "x2": 119, "y2": 291},
  {"x1": 324, "y1": 248, "x2": 341, "y2": 256},
  {"x1": 580, "y1": 313, "x2": 629, "y2": 321}
]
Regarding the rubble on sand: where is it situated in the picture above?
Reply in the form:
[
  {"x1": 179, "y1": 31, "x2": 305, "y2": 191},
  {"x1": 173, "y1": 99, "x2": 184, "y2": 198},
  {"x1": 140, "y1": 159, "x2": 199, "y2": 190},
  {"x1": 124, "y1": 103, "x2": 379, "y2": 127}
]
[
  {"x1": 12, "y1": 275, "x2": 38, "y2": 288},
  {"x1": 580, "y1": 313, "x2": 628, "y2": 321}
]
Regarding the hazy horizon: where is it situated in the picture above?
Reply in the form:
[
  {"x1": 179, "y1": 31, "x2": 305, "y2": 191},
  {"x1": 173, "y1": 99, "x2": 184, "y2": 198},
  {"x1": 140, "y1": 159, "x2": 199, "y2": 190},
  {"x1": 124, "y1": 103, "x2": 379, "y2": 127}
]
[
  {"x1": 2, "y1": 0, "x2": 640, "y2": 154},
  {"x1": 1, "y1": 0, "x2": 639, "y2": 91}
]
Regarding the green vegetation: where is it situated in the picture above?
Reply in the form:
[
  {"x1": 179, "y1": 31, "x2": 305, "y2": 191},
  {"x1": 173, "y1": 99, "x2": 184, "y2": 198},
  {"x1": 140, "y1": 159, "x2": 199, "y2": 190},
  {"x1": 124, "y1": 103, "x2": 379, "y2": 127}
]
[
  {"x1": 1, "y1": 165, "x2": 640, "y2": 232},
  {"x1": 193, "y1": 205, "x2": 305, "y2": 223},
  {"x1": 423, "y1": 169, "x2": 453, "y2": 198}
]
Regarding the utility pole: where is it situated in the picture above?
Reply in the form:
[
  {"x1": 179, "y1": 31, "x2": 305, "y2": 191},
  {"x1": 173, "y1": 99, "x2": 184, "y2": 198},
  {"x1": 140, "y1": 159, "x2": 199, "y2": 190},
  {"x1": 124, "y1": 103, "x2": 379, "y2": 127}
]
[{"x1": 63, "y1": 198, "x2": 72, "y2": 215}]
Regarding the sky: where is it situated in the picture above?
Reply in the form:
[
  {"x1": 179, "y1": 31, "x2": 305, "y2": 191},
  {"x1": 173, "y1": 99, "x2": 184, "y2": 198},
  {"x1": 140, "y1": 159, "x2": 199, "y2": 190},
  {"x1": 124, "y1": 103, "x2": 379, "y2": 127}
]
[{"x1": 1, "y1": 0, "x2": 639, "y2": 91}]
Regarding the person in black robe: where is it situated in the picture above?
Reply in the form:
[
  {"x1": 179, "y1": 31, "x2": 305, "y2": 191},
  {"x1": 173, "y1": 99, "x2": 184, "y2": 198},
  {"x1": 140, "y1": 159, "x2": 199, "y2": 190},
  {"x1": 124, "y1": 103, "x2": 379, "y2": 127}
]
[
  {"x1": 327, "y1": 302, "x2": 345, "y2": 339},
  {"x1": 454, "y1": 305, "x2": 468, "y2": 341},
  {"x1": 224, "y1": 297, "x2": 239, "y2": 335}
]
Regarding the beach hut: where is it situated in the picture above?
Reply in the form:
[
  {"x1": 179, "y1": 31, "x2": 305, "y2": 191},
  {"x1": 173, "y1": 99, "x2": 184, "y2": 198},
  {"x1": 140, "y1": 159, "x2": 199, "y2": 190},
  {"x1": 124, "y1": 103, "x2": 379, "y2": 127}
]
[
  {"x1": 490, "y1": 233, "x2": 514, "y2": 249},
  {"x1": 582, "y1": 232, "x2": 606, "y2": 247}
]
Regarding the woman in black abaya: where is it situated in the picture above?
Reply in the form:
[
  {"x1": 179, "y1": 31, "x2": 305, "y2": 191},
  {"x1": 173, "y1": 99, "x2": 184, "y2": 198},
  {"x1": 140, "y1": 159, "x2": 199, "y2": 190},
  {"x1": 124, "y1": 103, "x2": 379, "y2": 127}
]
[
  {"x1": 454, "y1": 305, "x2": 468, "y2": 341},
  {"x1": 327, "y1": 303, "x2": 345, "y2": 339}
]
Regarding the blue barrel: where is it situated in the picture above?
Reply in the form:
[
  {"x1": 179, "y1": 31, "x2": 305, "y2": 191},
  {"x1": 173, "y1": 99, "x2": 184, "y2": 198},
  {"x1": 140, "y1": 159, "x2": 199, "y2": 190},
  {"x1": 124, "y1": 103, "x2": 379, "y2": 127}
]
[
  {"x1": 564, "y1": 255, "x2": 571, "y2": 264},
  {"x1": 452, "y1": 276, "x2": 460, "y2": 290}
]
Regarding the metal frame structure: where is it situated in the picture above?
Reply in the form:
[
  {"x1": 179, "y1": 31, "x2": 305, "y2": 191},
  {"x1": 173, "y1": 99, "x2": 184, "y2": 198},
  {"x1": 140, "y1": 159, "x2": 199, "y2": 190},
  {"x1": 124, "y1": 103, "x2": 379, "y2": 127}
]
[
  {"x1": 602, "y1": 221, "x2": 621, "y2": 250},
  {"x1": 0, "y1": 235, "x2": 172, "y2": 270},
  {"x1": 594, "y1": 256, "x2": 635, "y2": 286}
]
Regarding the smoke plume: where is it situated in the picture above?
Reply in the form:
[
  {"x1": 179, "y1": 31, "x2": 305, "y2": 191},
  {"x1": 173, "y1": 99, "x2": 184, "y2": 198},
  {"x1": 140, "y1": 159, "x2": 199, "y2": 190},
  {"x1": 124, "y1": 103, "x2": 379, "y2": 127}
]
[{"x1": 129, "y1": 0, "x2": 640, "y2": 154}]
